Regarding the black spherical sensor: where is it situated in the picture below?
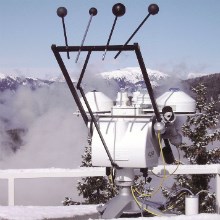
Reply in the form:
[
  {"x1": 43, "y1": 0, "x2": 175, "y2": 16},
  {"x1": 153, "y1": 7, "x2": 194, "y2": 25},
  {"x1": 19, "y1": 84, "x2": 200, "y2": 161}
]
[
  {"x1": 148, "y1": 4, "x2": 159, "y2": 15},
  {"x1": 112, "y1": 3, "x2": 126, "y2": 17},
  {"x1": 89, "y1": 7, "x2": 98, "y2": 16},
  {"x1": 57, "y1": 7, "x2": 68, "y2": 18}
]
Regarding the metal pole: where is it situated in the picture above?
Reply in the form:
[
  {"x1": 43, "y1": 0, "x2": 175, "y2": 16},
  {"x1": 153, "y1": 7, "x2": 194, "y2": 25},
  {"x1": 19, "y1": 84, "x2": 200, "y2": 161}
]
[
  {"x1": 75, "y1": 15, "x2": 93, "y2": 63},
  {"x1": 61, "y1": 17, "x2": 70, "y2": 59},
  {"x1": 216, "y1": 174, "x2": 220, "y2": 214},
  {"x1": 8, "y1": 178, "x2": 15, "y2": 206},
  {"x1": 114, "y1": 13, "x2": 151, "y2": 59},
  {"x1": 78, "y1": 88, "x2": 119, "y2": 169},
  {"x1": 54, "y1": 44, "x2": 136, "y2": 52},
  {"x1": 51, "y1": 45, "x2": 88, "y2": 125},
  {"x1": 102, "y1": 16, "x2": 118, "y2": 60},
  {"x1": 77, "y1": 51, "x2": 91, "y2": 89},
  {"x1": 134, "y1": 43, "x2": 161, "y2": 122}
]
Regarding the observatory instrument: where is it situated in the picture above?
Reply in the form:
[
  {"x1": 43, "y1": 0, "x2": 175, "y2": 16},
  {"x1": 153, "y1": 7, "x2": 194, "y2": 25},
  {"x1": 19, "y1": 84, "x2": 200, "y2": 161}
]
[{"x1": 52, "y1": 3, "x2": 196, "y2": 219}]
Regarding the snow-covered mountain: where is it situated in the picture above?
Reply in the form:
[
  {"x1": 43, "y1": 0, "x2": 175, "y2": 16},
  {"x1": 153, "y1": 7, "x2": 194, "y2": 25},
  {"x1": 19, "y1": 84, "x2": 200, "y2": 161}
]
[
  {"x1": 100, "y1": 67, "x2": 169, "y2": 90},
  {"x1": 0, "y1": 68, "x2": 169, "y2": 92},
  {"x1": 0, "y1": 73, "x2": 53, "y2": 91}
]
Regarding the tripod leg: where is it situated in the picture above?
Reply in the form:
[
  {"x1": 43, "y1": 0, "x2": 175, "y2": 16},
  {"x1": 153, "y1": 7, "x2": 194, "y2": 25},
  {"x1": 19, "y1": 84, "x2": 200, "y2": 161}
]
[{"x1": 98, "y1": 187, "x2": 140, "y2": 219}]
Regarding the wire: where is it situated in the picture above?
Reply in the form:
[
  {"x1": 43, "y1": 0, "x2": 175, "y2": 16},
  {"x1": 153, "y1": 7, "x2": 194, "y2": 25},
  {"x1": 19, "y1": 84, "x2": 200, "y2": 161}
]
[
  {"x1": 158, "y1": 132, "x2": 166, "y2": 172},
  {"x1": 163, "y1": 90, "x2": 175, "y2": 108},
  {"x1": 131, "y1": 185, "x2": 160, "y2": 216},
  {"x1": 163, "y1": 189, "x2": 211, "y2": 212},
  {"x1": 196, "y1": 190, "x2": 209, "y2": 196},
  {"x1": 165, "y1": 188, "x2": 193, "y2": 204},
  {"x1": 107, "y1": 168, "x2": 118, "y2": 195},
  {"x1": 163, "y1": 191, "x2": 187, "y2": 211},
  {"x1": 162, "y1": 188, "x2": 194, "y2": 212},
  {"x1": 151, "y1": 143, "x2": 182, "y2": 178},
  {"x1": 132, "y1": 132, "x2": 167, "y2": 198}
]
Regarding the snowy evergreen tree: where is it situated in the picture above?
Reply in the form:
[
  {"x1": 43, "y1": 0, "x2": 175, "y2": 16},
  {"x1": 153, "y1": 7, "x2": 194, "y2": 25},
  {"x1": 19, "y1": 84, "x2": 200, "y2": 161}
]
[
  {"x1": 163, "y1": 83, "x2": 220, "y2": 213},
  {"x1": 77, "y1": 140, "x2": 117, "y2": 204}
]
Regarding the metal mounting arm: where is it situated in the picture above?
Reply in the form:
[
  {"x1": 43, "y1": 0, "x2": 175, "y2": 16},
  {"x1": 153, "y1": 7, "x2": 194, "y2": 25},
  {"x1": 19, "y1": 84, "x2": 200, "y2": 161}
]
[
  {"x1": 51, "y1": 44, "x2": 88, "y2": 124},
  {"x1": 134, "y1": 43, "x2": 161, "y2": 122},
  {"x1": 76, "y1": 51, "x2": 119, "y2": 168}
]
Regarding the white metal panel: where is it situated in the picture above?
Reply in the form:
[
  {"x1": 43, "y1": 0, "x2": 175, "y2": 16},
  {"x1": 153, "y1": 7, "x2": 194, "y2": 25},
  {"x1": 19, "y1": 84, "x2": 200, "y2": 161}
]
[{"x1": 91, "y1": 118, "x2": 159, "y2": 168}]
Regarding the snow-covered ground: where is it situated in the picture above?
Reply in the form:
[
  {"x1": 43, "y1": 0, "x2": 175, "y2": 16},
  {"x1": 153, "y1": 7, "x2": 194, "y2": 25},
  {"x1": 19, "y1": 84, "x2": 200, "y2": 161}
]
[
  {"x1": 0, "y1": 205, "x2": 219, "y2": 220},
  {"x1": 0, "y1": 205, "x2": 99, "y2": 220}
]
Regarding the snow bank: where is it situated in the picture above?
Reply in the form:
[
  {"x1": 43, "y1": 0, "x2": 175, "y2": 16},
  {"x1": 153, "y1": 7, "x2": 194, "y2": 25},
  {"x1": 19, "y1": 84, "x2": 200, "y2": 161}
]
[
  {"x1": 96, "y1": 213, "x2": 220, "y2": 220},
  {"x1": 0, "y1": 205, "x2": 99, "y2": 220},
  {"x1": 0, "y1": 206, "x2": 219, "y2": 220}
]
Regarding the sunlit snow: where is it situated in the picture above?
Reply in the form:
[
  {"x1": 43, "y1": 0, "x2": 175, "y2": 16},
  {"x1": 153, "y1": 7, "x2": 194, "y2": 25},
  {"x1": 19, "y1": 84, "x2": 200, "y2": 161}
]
[{"x1": 0, "y1": 206, "x2": 219, "y2": 220}]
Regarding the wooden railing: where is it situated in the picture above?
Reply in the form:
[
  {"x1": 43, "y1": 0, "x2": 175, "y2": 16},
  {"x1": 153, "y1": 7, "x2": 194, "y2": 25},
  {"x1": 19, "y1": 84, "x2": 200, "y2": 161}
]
[{"x1": 0, "y1": 165, "x2": 219, "y2": 213}]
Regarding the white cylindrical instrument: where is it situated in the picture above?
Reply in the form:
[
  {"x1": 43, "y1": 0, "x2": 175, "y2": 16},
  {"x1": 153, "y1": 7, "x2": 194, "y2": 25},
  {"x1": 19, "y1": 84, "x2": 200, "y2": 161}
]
[{"x1": 185, "y1": 195, "x2": 199, "y2": 215}]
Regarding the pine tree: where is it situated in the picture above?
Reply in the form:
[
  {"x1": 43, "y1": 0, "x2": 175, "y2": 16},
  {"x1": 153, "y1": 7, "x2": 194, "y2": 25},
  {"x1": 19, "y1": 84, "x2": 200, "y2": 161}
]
[
  {"x1": 163, "y1": 83, "x2": 220, "y2": 213},
  {"x1": 77, "y1": 139, "x2": 116, "y2": 204}
]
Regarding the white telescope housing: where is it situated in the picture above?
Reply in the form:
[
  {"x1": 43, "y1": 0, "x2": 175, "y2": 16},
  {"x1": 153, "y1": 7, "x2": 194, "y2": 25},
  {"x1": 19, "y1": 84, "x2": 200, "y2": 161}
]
[
  {"x1": 156, "y1": 88, "x2": 196, "y2": 113},
  {"x1": 92, "y1": 118, "x2": 160, "y2": 168},
  {"x1": 80, "y1": 90, "x2": 160, "y2": 168},
  {"x1": 80, "y1": 90, "x2": 113, "y2": 112},
  {"x1": 81, "y1": 88, "x2": 195, "y2": 168}
]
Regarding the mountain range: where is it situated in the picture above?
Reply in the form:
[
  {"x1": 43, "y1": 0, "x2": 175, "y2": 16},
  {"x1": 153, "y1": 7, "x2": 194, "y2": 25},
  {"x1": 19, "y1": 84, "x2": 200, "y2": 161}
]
[
  {"x1": 0, "y1": 68, "x2": 219, "y2": 99},
  {"x1": 0, "y1": 68, "x2": 219, "y2": 158},
  {"x1": 0, "y1": 73, "x2": 53, "y2": 91},
  {"x1": 0, "y1": 67, "x2": 170, "y2": 94}
]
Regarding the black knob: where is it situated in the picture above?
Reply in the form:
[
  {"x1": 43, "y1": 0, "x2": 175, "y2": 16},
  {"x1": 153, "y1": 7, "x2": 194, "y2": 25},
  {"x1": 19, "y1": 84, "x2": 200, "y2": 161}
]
[
  {"x1": 112, "y1": 3, "x2": 126, "y2": 17},
  {"x1": 148, "y1": 4, "x2": 159, "y2": 15},
  {"x1": 89, "y1": 7, "x2": 98, "y2": 16},
  {"x1": 57, "y1": 7, "x2": 68, "y2": 18}
]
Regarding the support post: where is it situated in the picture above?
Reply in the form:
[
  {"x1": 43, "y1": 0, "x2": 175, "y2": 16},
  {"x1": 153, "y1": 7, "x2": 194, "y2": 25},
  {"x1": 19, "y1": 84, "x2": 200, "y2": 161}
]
[
  {"x1": 216, "y1": 174, "x2": 220, "y2": 214},
  {"x1": 8, "y1": 178, "x2": 15, "y2": 206}
]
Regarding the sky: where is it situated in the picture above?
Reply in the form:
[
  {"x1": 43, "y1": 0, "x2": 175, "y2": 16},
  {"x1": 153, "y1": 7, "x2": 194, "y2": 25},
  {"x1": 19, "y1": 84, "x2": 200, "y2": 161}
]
[{"x1": 0, "y1": 0, "x2": 220, "y2": 79}]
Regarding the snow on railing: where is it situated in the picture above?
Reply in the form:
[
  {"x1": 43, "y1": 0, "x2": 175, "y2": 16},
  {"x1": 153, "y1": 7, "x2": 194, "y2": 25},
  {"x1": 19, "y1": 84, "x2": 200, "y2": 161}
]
[{"x1": 0, "y1": 165, "x2": 219, "y2": 214}]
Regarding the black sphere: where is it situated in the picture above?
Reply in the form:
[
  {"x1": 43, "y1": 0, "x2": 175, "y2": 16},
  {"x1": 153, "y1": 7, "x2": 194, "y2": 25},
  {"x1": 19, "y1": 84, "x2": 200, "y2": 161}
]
[
  {"x1": 57, "y1": 7, "x2": 68, "y2": 18},
  {"x1": 148, "y1": 4, "x2": 159, "y2": 15},
  {"x1": 112, "y1": 3, "x2": 126, "y2": 17},
  {"x1": 89, "y1": 7, "x2": 98, "y2": 16}
]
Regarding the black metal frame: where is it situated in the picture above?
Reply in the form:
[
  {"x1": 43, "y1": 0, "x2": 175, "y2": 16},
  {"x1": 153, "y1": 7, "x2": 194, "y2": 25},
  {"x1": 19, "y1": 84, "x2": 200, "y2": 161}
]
[{"x1": 51, "y1": 43, "x2": 161, "y2": 168}]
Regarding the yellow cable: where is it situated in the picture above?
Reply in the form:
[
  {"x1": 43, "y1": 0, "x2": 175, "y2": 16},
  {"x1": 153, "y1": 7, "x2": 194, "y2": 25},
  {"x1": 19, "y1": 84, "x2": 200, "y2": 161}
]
[
  {"x1": 132, "y1": 132, "x2": 185, "y2": 214},
  {"x1": 151, "y1": 145, "x2": 182, "y2": 179},
  {"x1": 158, "y1": 132, "x2": 167, "y2": 176},
  {"x1": 131, "y1": 185, "x2": 160, "y2": 216},
  {"x1": 108, "y1": 168, "x2": 118, "y2": 194},
  {"x1": 132, "y1": 132, "x2": 167, "y2": 198},
  {"x1": 108, "y1": 168, "x2": 113, "y2": 185}
]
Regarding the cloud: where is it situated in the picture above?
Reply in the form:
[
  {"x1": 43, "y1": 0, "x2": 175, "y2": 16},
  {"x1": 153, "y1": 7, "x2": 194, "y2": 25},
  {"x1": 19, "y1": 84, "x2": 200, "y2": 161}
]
[
  {"x1": 157, "y1": 61, "x2": 210, "y2": 80},
  {"x1": 0, "y1": 83, "x2": 92, "y2": 205},
  {"x1": 0, "y1": 83, "x2": 88, "y2": 169}
]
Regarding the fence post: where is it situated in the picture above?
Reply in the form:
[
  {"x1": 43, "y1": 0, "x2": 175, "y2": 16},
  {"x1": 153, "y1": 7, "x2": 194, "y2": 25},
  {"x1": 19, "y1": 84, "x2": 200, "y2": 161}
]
[
  {"x1": 216, "y1": 174, "x2": 220, "y2": 214},
  {"x1": 8, "y1": 178, "x2": 15, "y2": 206}
]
